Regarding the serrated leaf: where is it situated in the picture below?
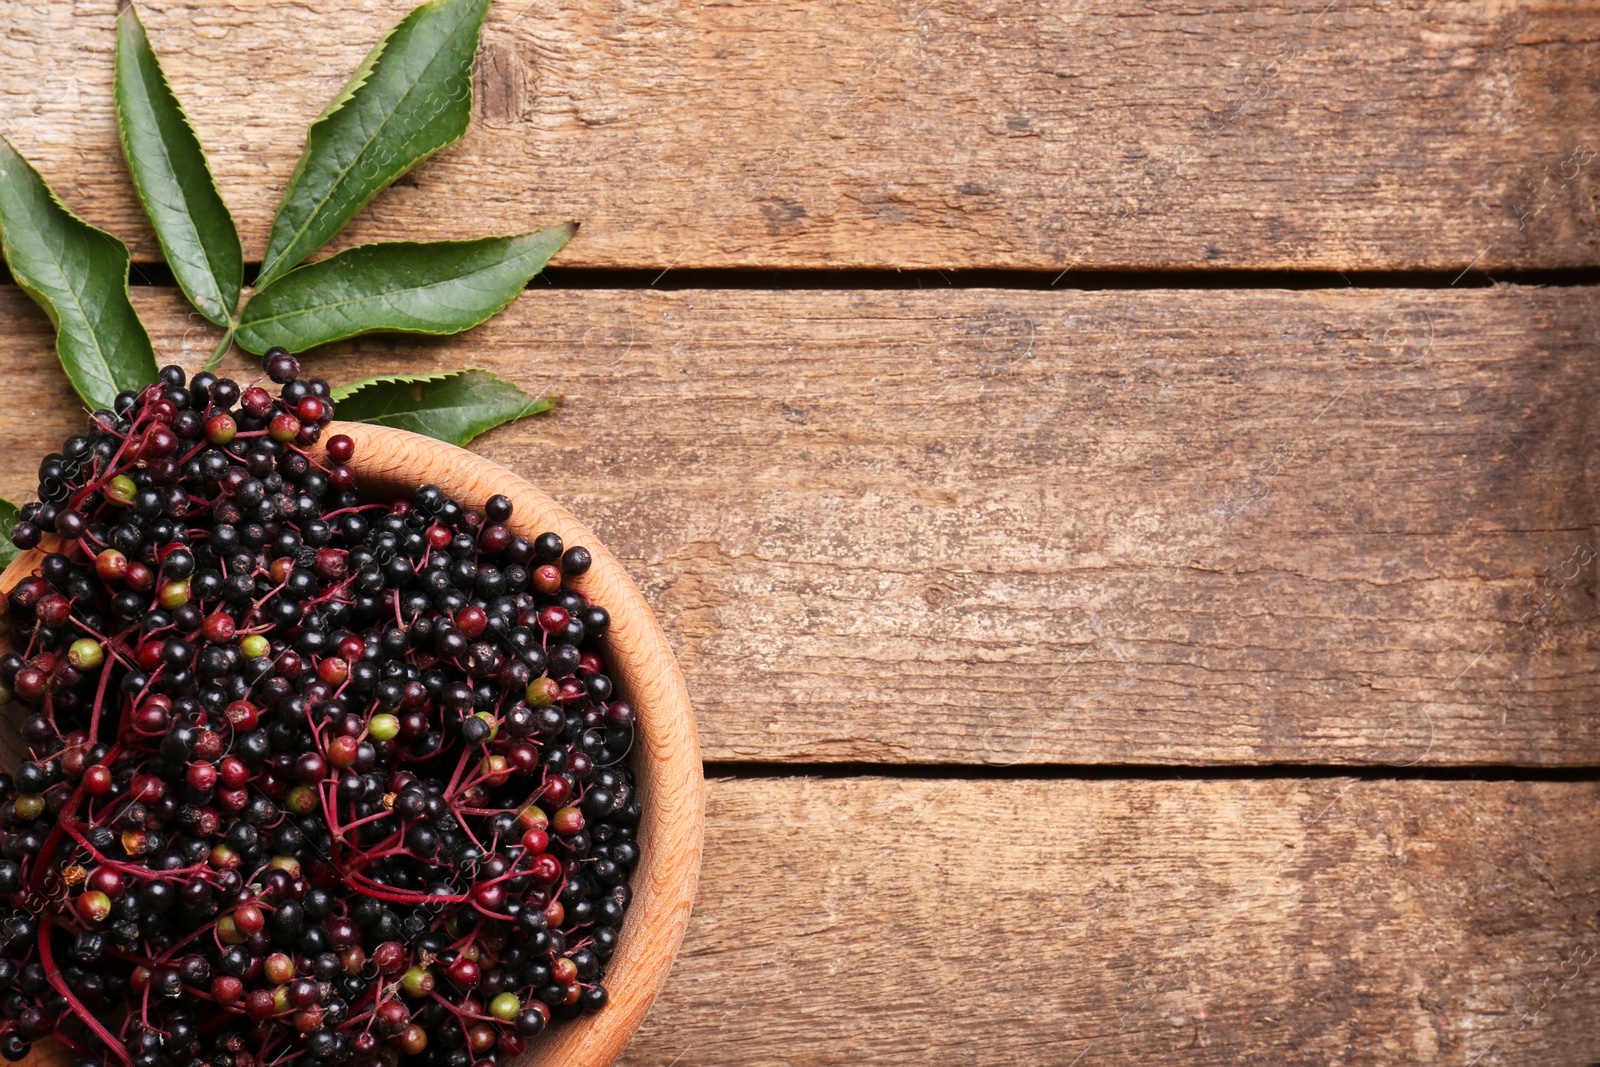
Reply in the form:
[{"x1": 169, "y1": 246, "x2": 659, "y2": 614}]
[
  {"x1": 0, "y1": 137, "x2": 158, "y2": 410},
  {"x1": 255, "y1": 0, "x2": 491, "y2": 290},
  {"x1": 333, "y1": 370, "x2": 555, "y2": 446},
  {"x1": 0, "y1": 498, "x2": 18, "y2": 569},
  {"x1": 236, "y1": 226, "x2": 572, "y2": 354},
  {"x1": 114, "y1": 7, "x2": 242, "y2": 327},
  {"x1": 330, "y1": 370, "x2": 460, "y2": 403}
]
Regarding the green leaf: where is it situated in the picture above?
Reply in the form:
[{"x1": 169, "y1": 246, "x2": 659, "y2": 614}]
[
  {"x1": 0, "y1": 137, "x2": 158, "y2": 411},
  {"x1": 114, "y1": 7, "x2": 242, "y2": 327},
  {"x1": 255, "y1": 0, "x2": 491, "y2": 290},
  {"x1": 333, "y1": 370, "x2": 555, "y2": 446},
  {"x1": 235, "y1": 226, "x2": 572, "y2": 354},
  {"x1": 0, "y1": 498, "x2": 17, "y2": 569}
]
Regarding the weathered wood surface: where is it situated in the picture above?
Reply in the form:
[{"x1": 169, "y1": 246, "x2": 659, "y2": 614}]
[
  {"x1": 1, "y1": 285, "x2": 1594, "y2": 767},
  {"x1": 2, "y1": 0, "x2": 1597, "y2": 272},
  {"x1": 620, "y1": 776, "x2": 1600, "y2": 1065}
]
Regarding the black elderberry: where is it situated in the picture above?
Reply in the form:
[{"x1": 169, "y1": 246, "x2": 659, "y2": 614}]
[
  {"x1": 264, "y1": 347, "x2": 300, "y2": 383},
  {"x1": 477, "y1": 494, "x2": 513, "y2": 525},
  {"x1": 0, "y1": 370, "x2": 638, "y2": 1064}
]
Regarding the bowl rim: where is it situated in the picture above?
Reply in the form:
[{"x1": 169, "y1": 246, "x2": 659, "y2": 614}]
[{"x1": 0, "y1": 421, "x2": 704, "y2": 1067}]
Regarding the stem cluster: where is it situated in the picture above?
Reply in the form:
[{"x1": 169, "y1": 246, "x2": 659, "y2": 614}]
[{"x1": 0, "y1": 357, "x2": 637, "y2": 1067}]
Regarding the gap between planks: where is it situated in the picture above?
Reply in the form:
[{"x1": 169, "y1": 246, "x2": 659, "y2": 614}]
[
  {"x1": 15, "y1": 264, "x2": 1600, "y2": 291},
  {"x1": 701, "y1": 761, "x2": 1600, "y2": 783}
]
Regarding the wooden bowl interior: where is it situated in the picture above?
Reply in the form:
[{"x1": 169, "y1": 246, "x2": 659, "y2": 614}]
[{"x1": 0, "y1": 422, "x2": 703, "y2": 1067}]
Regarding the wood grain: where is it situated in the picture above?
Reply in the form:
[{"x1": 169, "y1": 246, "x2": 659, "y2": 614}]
[
  {"x1": 1, "y1": 0, "x2": 1597, "y2": 271},
  {"x1": 0, "y1": 285, "x2": 1596, "y2": 767},
  {"x1": 622, "y1": 775, "x2": 1600, "y2": 1065}
]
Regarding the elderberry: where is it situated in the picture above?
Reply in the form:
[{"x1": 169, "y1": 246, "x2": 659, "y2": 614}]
[{"x1": 0, "y1": 363, "x2": 637, "y2": 1067}]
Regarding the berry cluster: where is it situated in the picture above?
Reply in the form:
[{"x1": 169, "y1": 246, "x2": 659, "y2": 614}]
[{"x1": 0, "y1": 354, "x2": 638, "y2": 1067}]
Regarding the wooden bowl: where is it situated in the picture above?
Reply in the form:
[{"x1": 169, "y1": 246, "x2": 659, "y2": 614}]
[{"x1": 0, "y1": 421, "x2": 703, "y2": 1067}]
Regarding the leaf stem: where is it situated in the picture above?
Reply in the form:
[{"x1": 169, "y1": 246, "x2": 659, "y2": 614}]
[{"x1": 202, "y1": 324, "x2": 236, "y2": 372}]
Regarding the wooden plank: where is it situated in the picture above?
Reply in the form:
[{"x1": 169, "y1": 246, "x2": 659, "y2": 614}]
[
  {"x1": 1, "y1": 0, "x2": 1596, "y2": 271},
  {"x1": 0, "y1": 285, "x2": 1597, "y2": 766},
  {"x1": 622, "y1": 776, "x2": 1600, "y2": 1064}
]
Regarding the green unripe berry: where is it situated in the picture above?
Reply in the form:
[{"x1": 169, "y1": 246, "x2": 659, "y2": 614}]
[
  {"x1": 268, "y1": 855, "x2": 302, "y2": 878},
  {"x1": 67, "y1": 638, "x2": 104, "y2": 671},
  {"x1": 367, "y1": 713, "x2": 400, "y2": 742},
  {"x1": 264, "y1": 952, "x2": 295, "y2": 985},
  {"x1": 474, "y1": 710, "x2": 499, "y2": 741},
  {"x1": 489, "y1": 993, "x2": 521, "y2": 1020},
  {"x1": 285, "y1": 785, "x2": 319, "y2": 815},
  {"x1": 158, "y1": 579, "x2": 191, "y2": 609},
  {"x1": 479, "y1": 754, "x2": 510, "y2": 785},
  {"x1": 240, "y1": 635, "x2": 270, "y2": 659},
  {"x1": 400, "y1": 965, "x2": 434, "y2": 999},
  {"x1": 105, "y1": 475, "x2": 137, "y2": 505},
  {"x1": 525, "y1": 678, "x2": 559, "y2": 708}
]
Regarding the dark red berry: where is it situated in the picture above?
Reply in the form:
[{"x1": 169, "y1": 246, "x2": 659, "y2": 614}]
[
  {"x1": 224, "y1": 701, "x2": 259, "y2": 732},
  {"x1": 479, "y1": 524, "x2": 510, "y2": 554},
  {"x1": 212, "y1": 976, "x2": 244, "y2": 1006},
  {"x1": 241, "y1": 386, "x2": 273, "y2": 417},
  {"x1": 295, "y1": 752, "x2": 329, "y2": 783},
  {"x1": 144, "y1": 425, "x2": 178, "y2": 458},
  {"x1": 456, "y1": 605, "x2": 487, "y2": 638},
  {"x1": 529, "y1": 853, "x2": 563, "y2": 885},
  {"x1": 219, "y1": 756, "x2": 250, "y2": 788},
  {"x1": 202, "y1": 612, "x2": 236, "y2": 644},
  {"x1": 87, "y1": 868, "x2": 124, "y2": 897},
  {"x1": 264, "y1": 348, "x2": 300, "y2": 383},
  {"x1": 246, "y1": 989, "x2": 275, "y2": 1022},
  {"x1": 186, "y1": 762, "x2": 217, "y2": 791}
]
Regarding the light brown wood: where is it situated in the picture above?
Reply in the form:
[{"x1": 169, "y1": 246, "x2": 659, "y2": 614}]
[
  {"x1": 0, "y1": 426, "x2": 705, "y2": 1067},
  {"x1": 621, "y1": 775, "x2": 1600, "y2": 1065},
  {"x1": 1, "y1": 0, "x2": 1597, "y2": 271},
  {"x1": 0, "y1": 285, "x2": 1595, "y2": 767}
]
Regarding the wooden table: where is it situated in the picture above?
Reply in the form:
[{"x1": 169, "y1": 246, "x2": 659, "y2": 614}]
[{"x1": 2, "y1": 1, "x2": 1598, "y2": 1062}]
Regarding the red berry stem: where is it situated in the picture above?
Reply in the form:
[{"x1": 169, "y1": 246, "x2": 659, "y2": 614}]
[{"x1": 39, "y1": 916, "x2": 134, "y2": 1065}]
